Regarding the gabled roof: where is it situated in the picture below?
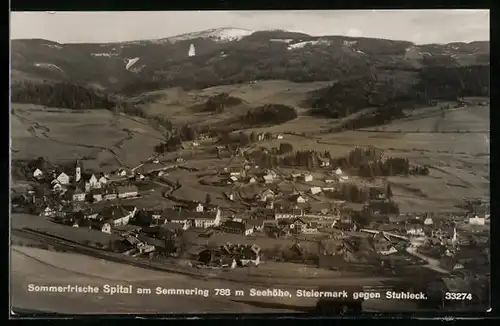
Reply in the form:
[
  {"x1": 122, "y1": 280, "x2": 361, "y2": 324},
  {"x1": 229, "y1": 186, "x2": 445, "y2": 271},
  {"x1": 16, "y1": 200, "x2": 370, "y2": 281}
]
[{"x1": 99, "y1": 205, "x2": 131, "y2": 221}]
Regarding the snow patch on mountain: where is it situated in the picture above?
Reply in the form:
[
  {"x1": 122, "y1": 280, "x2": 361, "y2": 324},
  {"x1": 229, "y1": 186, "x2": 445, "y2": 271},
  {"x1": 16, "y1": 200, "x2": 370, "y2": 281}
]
[
  {"x1": 125, "y1": 57, "x2": 140, "y2": 70},
  {"x1": 33, "y1": 63, "x2": 65, "y2": 74},
  {"x1": 42, "y1": 44, "x2": 63, "y2": 49},
  {"x1": 287, "y1": 40, "x2": 330, "y2": 50},
  {"x1": 270, "y1": 39, "x2": 293, "y2": 43},
  {"x1": 157, "y1": 27, "x2": 254, "y2": 44},
  {"x1": 91, "y1": 53, "x2": 118, "y2": 57}
]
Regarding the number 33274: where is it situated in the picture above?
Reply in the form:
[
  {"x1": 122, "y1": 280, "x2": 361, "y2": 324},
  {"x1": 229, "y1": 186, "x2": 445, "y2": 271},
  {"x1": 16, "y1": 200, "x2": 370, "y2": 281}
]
[{"x1": 445, "y1": 292, "x2": 473, "y2": 300}]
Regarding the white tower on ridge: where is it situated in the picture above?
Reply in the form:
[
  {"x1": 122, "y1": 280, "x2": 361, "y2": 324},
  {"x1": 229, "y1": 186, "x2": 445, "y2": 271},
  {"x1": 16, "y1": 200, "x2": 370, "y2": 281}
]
[
  {"x1": 75, "y1": 160, "x2": 82, "y2": 182},
  {"x1": 188, "y1": 44, "x2": 196, "y2": 57}
]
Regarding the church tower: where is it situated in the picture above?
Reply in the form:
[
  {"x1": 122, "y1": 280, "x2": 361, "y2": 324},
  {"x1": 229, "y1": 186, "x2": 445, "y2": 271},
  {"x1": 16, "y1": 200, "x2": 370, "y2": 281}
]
[{"x1": 75, "y1": 160, "x2": 82, "y2": 182}]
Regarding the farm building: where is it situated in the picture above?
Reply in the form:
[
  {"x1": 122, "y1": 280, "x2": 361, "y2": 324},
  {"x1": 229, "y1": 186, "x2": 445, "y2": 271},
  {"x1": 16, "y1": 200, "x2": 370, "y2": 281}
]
[
  {"x1": 310, "y1": 187, "x2": 322, "y2": 195},
  {"x1": 303, "y1": 174, "x2": 313, "y2": 182},
  {"x1": 117, "y1": 185, "x2": 139, "y2": 199}
]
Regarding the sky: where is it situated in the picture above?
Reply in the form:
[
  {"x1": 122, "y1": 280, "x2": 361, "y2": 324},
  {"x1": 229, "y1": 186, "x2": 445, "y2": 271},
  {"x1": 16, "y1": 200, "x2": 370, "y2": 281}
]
[{"x1": 10, "y1": 10, "x2": 489, "y2": 45}]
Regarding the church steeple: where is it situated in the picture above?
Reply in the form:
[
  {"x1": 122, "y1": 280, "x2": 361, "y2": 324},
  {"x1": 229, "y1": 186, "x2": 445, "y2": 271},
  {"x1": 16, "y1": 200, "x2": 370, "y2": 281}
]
[{"x1": 75, "y1": 160, "x2": 82, "y2": 182}]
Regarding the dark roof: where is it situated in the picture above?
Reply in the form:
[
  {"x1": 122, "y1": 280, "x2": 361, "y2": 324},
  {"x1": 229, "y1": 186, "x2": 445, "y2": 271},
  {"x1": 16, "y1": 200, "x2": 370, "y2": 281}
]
[
  {"x1": 221, "y1": 221, "x2": 247, "y2": 231},
  {"x1": 246, "y1": 219, "x2": 265, "y2": 227},
  {"x1": 116, "y1": 185, "x2": 138, "y2": 193},
  {"x1": 99, "y1": 205, "x2": 131, "y2": 221}
]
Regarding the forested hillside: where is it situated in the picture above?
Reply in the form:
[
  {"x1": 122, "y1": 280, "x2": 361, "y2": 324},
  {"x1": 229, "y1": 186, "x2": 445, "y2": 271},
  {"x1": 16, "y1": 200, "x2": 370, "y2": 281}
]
[{"x1": 11, "y1": 81, "x2": 116, "y2": 110}]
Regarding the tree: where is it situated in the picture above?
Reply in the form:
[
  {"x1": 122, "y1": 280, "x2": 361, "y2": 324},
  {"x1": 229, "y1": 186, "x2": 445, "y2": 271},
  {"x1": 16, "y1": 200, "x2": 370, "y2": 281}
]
[
  {"x1": 205, "y1": 193, "x2": 212, "y2": 205},
  {"x1": 385, "y1": 183, "x2": 393, "y2": 198}
]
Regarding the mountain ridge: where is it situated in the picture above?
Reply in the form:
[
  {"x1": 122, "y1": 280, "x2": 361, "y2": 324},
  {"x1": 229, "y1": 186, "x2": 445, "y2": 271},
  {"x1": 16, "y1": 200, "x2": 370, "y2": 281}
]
[{"x1": 11, "y1": 28, "x2": 490, "y2": 94}]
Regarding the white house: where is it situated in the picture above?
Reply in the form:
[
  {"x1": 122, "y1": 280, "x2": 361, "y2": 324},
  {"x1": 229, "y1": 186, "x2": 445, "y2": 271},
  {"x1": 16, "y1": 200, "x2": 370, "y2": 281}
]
[
  {"x1": 33, "y1": 168, "x2": 43, "y2": 179},
  {"x1": 248, "y1": 177, "x2": 257, "y2": 184},
  {"x1": 116, "y1": 169, "x2": 128, "y2": 177},
  {"x1": 263, "y1": 174, "x2": 274, "y2": 184},
  {"x1": 406, "y1": 226, "x2": 425, "y2": 236},
  {"x1": 98, "y1": 175, "x2": 108, "y2": 185},
  {"x1": 335, "y1": 168, "x2": 343, "y2": 176},
  {"x1": 469, "y1": 216, "x2": 486, "y2": 226},
  {"x1": 291, "y1": 194, "x2": 306, "y2": 204},
  {"x1": 195, "y1": 203, "x2": 204, "y2": 212},
  {"x1": 339, "y1": 175, "x2": 349, "y2": 182},
  {"x1": 379, "y1": 246, "x2": 398, "y2": 256},
  {"x1": 310, "y1": 187, "x2": 322, "y2": 195},
  {"x1": 92, "y1": 193, "x2": 103, "y2": 202},
  {"x1": 303, "y1": 174, "x2": 313, "y2": 182},
  {"x1": 100, "y1": 223, "x2": 112, "y2": 234},
  {"x1": 424, "y1": 217, "x2": 434, "y2": 225},
  {"x1": 258, "y1": 189, "x2": 275, "y2": 202},
  {"x1": 325, "y1": 178, "x2": 336, "y2": 184},
  {"x1": 277, "y1": 134, "x2": 284, "y2": 140},
  {"x1": 117, "y1": 185, "x2": 138, "y2": 199},
  {"x1": 230, "y1": 171, "x2": 241, "y2": 177},
  {"x1": 52, "y1": 183, "x2": 64, "y2": 192},
  {"x1": 56, "y1": 172, "x2": 70, "y2": 185}
]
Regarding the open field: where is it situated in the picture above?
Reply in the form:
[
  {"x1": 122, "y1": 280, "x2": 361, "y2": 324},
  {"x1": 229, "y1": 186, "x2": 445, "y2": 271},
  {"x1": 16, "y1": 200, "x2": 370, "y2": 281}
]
[
  {"x1": 11, "y1": 104, "x2": 164, "y2": 169},
  {"x1": 11, "y1": 246, "x2": 294, "y2": 314}
]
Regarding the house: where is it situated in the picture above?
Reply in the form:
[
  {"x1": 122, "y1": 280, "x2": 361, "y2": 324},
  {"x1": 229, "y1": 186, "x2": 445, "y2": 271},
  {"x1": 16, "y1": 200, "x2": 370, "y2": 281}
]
[
  {"x1": 424, "y1": 217, "x2": 434, "y2": 225},
  {"x1": 290, "y1": 193, "x2": 306, "y2": 204},
  {"x1": 277, "y1": 134, "x2": 284, "y2": 140},
  {"x1": 257, "y1": 133, "x2": 265, "y2": 141},
  {"x1": 229, "y1": 176, "x2": 238, "y2": 183},
  {"x1": 195, "y1": 203, "x2": 204, "y2": 212},
  {"x1": 160, "y1": 207, "x2": 221, "y2": 229},
  {"x1": 72, "y1": 188, "x2": 86, "y2": 202},
  {"x1": 468, "y1": 216, "x2": 486, "y2": 226},
  {"x1": 226, "y1": 192, "x2": 235, "y2": 201},
  {"x1": 275, "y1": 208, "x2": 304, "y2": 220},
  {"x1": 248, "y1": 177, "x2": 257, "y2": 184},
  {"x1": 33, "y1": 168, "x2": 43, "y2": 179},
  {"x1": 56, "y1": 172, "x2": 70, "y2": 185},
  {"x1": 192, "y1": 142, "x2": 200, "y2": 147},
  {"x1": 247, "y1": 219, "x2": 266, "y2": 232},
  {"x1": 431, "y1": 226, "x2": 458, "y2": 245},
  {"x1": 333, "y1": 222, "x2": 357, "y2": 232},
  {"x1": 52, "y1": 182, "x2": 64, "y2": 192},
  {"x1": 325, "y1": 178, "x2": 337, "y2": 184},
  {"x1": 303, "y1": 174, "x2": 313, "y2": 182},
  {"x1": 339, "y1": 175, "x2": 349, "y2": 182},
  {"x1": 176, "y1": 157, "x2": 184, "y2": 163},
  {"x1": 335, "y1": 168, "x2": 343, "y2": 176},
  {"x1": 310, "y1": 187, "x2": 322, "y2": 195},
  {"x1": 258, "y1": 189, "x2": 275, "y2": 202},
  {"x1": 262, "y1": 174, "x2": 274, "y2": 184},
  {"x1": 229, "y1": 170, "x2": 241, "y2": 177},
  {"x1": 101, "y1": 186, "x2": 117, "y2": 201},
  {"x1": 289, "y1": 217, "x2": 308, "y2": 234},
  {"x1": 220, "y1": 221, "x2": 254, "y2": 236},
  {"x1": 116, "y1": 168, "x2": 129, "y2": 177},
  {"x1": 406, "y1": 225, "x2": 425, "y2": 236},
  {"x1": 99, "y1": 205, "x2": 136, "y2": 227},
  {"x1": 117, "y1": 185, "x2": 139, "y2": 199}
]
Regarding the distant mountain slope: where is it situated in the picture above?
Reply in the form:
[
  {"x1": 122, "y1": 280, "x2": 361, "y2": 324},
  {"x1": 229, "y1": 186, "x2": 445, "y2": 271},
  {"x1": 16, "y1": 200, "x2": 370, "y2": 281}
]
[{"x1": 11, "y1": 28, "x2": 489, "y2": 95}]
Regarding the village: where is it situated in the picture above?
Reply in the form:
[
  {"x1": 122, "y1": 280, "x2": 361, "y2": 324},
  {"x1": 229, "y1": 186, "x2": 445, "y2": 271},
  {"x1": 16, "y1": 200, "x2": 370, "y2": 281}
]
[{"x1": 11, "y1": 129, "x2": 490, "y2": 308}]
